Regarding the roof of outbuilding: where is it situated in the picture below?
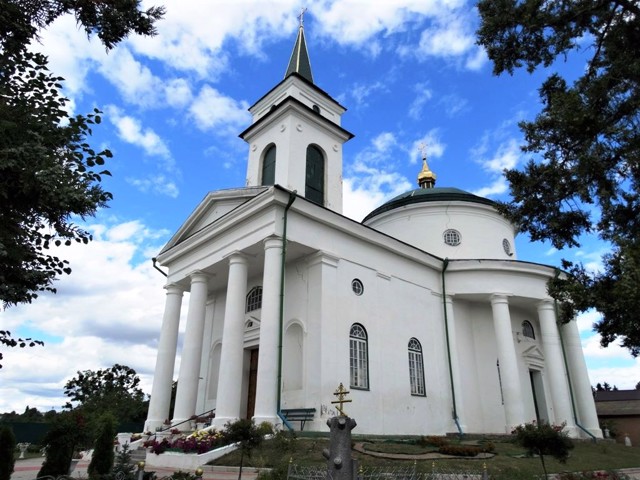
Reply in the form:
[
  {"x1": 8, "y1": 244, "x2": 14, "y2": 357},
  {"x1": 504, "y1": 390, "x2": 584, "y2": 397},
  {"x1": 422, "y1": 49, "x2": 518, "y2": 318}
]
[{"x1": 363, "y1": 187, "x2": 496, "y2": 223}]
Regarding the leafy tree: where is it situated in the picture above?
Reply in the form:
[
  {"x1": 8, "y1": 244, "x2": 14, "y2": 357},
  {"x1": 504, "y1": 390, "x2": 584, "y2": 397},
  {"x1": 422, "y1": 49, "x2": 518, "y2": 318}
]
[
  {"x1": 112, "y1": 444, "x2": 137, "y2": 480},
  {"x1": 38, "y1": 411, "x2": 88, "y2": 477},
  {"x1": 222, "y1": 419, "x2": 267, "y2": 480},
  {"x1": 512, "y1": 421, "x2": 574, "y2": 478},
  {"x1": 64, "y1": 364, "x2": 148, "y2": 425},
  {"x1": 0, "y1": 0, "x2": 164, "y2": 309},
  {"x1": 87, "y1": 413, "x2": 116, "y2": 478},
  {"x1": 0, "y1": 330, "x2": 43, "y2": 369},
  {"x1": 476, "y1": 0, "x2": 640, "y2": 356},
  {"x1": 0, "y1": 425, "x2": 16, "y2": 480}
]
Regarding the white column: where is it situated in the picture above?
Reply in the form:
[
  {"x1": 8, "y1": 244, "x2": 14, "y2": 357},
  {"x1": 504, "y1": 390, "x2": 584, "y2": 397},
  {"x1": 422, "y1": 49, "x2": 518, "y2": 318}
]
[
  {"x1": 537, "y1": 300, "x2": 576, "y2": 434},
  {"x1": 444, "y1": 295, "x2": 467, "y2": 432},
  {"x1": 253, "y1": 237, "x2": 283, "y2": 426},
  {"x1": 144, "y1": 283, "x2": 183, "y2": 432},
  {"x1": 173, "y1": 271, "x2": 209, "y2": 428},
  {"x1": 561, "y1": 318, "x2": 603, "y2": 438},
  {"x1": 212, "y1": 253, "x2": 248, "y2": 428},
  {"x1": 490, "y1": 294, "x2": 525, "y2": 431}
]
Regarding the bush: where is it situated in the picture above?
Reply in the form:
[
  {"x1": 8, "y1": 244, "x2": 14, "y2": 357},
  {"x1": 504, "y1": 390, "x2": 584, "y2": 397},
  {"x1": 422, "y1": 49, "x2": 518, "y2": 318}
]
[
  {"x1": 437, "y1": 444, "x2": 482, "y2": 457},
  {"x1": 512, "y1": 421, "x2": 574, "y2": 478},
  {"x1": 87, "y1": 413, "x2": 116, "y2": 478},
  {"x1": 38, "y1": 412, "x2": 88, "y2": 477},
  {"x1": 0, "y1": 425, "x2": 16, "y2": 480},
  {"x1": 420, "y1": 435, "x2": 449, "y2": 448}
]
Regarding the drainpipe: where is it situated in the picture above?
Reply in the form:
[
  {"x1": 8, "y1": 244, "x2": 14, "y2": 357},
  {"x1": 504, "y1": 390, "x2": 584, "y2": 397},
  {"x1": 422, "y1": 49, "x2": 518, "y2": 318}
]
[
  {"x1": 441, "y1": 258, "x2": 463, "y2": 436},
  {"x1": 152, "y1": 257, "x2": 168, "y2": 277},
  {"x1": 554, "y1": 297, "x2": 597, "y2": 442},
  {"x1": 276, "y1": 191, "x2": 297, "y2": 431}
]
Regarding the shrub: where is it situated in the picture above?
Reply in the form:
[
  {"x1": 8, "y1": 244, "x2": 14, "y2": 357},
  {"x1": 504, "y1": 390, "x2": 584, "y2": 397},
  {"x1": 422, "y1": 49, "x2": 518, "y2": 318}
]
[
  {"x1": 0, "y1": 426, "x2": 16, "y2": 480},
  {"x1": 437, "y1": 444, "x2": 482, "y2": 457},
  {"x1": 512, "y1": 421, "x2": 574, "y2": 478},
  {"x1": 38, "y1": 412, "x2": 88, "y2": 477},
  {"x1": 87, "y1": 413, "x2": 116, "y2": 478},
  {"x1": 112, "y1": 444, "x2": 136, "y2": 480},
  {"x1": 422, "y1": 435, "x2": 449, "y2": 447}
]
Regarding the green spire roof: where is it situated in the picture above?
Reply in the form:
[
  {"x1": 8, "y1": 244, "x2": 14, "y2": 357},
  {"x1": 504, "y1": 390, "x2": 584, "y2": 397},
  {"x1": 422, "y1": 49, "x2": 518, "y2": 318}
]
[{"x1": 285, "y1": 25, "x2": 313, "y2": 83}]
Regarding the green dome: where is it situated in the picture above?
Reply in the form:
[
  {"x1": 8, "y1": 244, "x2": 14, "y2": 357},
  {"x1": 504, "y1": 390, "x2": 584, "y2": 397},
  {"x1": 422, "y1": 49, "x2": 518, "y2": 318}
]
[{"x1": 362, "y1": 187, "x2": 495, "y2": 223}]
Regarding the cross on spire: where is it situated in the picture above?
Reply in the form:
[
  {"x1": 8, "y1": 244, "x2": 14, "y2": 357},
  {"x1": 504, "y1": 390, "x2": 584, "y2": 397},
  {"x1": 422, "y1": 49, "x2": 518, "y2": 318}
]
[{"x1": 298, "y1": 7, "x2": 307, "y2": 27}]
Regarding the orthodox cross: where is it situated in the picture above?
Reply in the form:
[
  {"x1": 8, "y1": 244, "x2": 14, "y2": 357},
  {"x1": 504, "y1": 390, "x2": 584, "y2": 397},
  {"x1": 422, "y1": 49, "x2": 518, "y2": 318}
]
[
  {"x1": 419, "y1": 142, "x2": 428, "y2": 161},
  {"x1": 331, "y1": 382, "x2": 352, "y2": 416},
  {"x1": 298, "y1": 7, "x2": 307, "y2": 27}
]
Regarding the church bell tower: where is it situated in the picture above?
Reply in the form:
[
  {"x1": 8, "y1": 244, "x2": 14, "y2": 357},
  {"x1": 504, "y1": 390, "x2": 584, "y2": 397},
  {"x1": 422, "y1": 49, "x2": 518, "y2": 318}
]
[{"x1": 240, "y1": 15, "x2": 353, "y2": 214}]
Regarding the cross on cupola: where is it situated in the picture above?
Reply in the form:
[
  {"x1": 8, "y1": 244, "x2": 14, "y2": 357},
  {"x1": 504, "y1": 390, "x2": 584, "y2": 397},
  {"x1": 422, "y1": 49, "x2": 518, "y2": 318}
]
[{"x1": 417, "y1": 142, "x2": 437, "y2": 189}]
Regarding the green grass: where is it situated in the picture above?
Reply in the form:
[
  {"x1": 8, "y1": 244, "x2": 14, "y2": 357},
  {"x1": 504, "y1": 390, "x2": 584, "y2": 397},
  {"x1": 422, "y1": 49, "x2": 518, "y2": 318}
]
[{"x1": 208, "y1": 433, "x2": 640, "y2": 479}]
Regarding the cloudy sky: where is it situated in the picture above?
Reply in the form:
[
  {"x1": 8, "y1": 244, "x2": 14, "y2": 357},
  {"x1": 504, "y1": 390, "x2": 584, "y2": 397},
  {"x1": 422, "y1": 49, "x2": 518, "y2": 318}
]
[{"x1": 1, "y1": 0, "x2": 638, "y2": 414}]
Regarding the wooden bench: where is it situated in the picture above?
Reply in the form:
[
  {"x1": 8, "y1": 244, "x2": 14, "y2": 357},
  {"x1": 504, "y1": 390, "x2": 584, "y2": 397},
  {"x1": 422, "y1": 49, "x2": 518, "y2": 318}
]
[{"x1": 281, "y1": 408, "x2": 316, "y2": 431}]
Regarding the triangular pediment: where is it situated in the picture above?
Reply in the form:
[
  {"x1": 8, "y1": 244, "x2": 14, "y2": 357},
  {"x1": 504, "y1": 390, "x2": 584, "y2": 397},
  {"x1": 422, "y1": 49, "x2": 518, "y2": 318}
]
[
  {"x1": 159, "y1": 186, "x2": 268, "y2": 255},
  {"x1": 522, "y1": 345, "x2": 545, "y2": 368}
]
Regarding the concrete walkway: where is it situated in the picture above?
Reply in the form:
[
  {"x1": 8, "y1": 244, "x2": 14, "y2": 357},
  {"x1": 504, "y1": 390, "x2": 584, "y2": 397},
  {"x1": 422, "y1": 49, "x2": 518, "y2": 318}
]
[{"x1": 11, "y1": 457, "x2": 260, "y2": 480}]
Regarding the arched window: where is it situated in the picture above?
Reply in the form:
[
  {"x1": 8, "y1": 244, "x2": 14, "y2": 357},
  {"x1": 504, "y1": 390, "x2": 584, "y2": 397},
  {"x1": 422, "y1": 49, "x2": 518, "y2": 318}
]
[
  {"x1": 305, "y1": 145, "x2": 324, "y2": 205},
  {"x1": 261, "y1": 145, "x2": 276, "y2": 186},
  {"x1": 522, "y1": 321, "x2": 535, "y2": 340},
  {"x1": 246, "y1": 286, "x2": 262, "y2": 312},
  {"x1": 349, "y1": 323, "x2": 369, "y2": 389},
  {"x1": 408, "y1": 338, "x2": 426, "y2": 396}
]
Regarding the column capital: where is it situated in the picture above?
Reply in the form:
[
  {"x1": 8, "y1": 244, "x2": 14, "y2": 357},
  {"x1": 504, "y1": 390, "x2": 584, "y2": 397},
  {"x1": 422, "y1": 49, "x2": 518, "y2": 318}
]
[
  {"x1": 225, "y1": 251, "x2": 249, "y2": 266},
  {"x1": 490, "y1": 293, "x2": 511, "y2": 305},
  {"x1": 189, "y1": 270, "x2": 209, "y2": 284},
  {"x1": 263, "y1": 235, "x2": 283, "y2": 250},
  {"x1": 164, "y1": 283, "x2": 184, "y2": 295},
  {"x1": 536, "y1": 298, "x2": 555, "y2": 312}
]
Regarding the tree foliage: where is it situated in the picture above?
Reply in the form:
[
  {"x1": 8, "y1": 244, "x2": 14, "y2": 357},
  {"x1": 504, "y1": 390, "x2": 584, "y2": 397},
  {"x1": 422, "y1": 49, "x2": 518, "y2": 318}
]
[
  {"x1": 477, "y1": 0, "x2": 640, "y2": 355},
  {"x1": 512, "y1": 421, "x2": 574, "y2": 478},
  {"x1": 38, "y1": 411, "x2": 88, "y2": 477},
  {"x1": 64, "y1": 363, "x2": 147, "y2": 425},
  {"x1": 222, "y1": 419, "x2": 268, "y2": 480},
  {"x1": 87, "y1": 413, "x2": 116, "y2": 478},
  {"x1": 0, "y1": 0, "x2": 164, "y2": 308},
  {"x1": 0, "y1": 425, "x2": 16, "y2": 480},
  {"x1": 0, "y1": 330, "x2": 43, "y2": 368}
]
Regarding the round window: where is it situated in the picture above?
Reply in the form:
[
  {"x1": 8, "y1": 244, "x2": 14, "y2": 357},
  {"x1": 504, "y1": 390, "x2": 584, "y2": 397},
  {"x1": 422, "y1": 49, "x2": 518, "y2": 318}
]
[
  {"x1": 351, "y1": 279, "x2": 364, "y2": 296},
  {"x1": 503, "y1": 238, "x2": 512, "y2": 256},
  {"x1": 443, "y1": 229, "x2": 461, "y2": 246}
]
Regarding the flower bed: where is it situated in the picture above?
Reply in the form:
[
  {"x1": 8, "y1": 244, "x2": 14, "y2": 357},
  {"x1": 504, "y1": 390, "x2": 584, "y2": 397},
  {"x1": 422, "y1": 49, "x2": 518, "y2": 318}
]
[{"x1": 144, "y1": 429, "x2": 226, "y2": 455}]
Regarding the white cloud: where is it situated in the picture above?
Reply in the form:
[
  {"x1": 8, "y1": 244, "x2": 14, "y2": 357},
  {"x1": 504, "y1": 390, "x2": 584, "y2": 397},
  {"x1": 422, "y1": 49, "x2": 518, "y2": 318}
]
[
  {"x1": 471, "y1": 136, "x2": 522, "y2": 197},
  {"x1": 106, "y1": 106, "x2": 173, "y2": 162},
  {"x1": 189, "y1": 85, "x2": 251, "y2": 132},
  {"x1": 409, "y1": 83, "x2": 433, "y2": 120},
  {"x1": 127, "y1": 175, "x2": 180, "y2": 198},
  {"x1": 0, "y1": 220, "x2": 180, "y2": 413},
  {"x1": 315, "y1": 0, "x2": 465, "y2": 46},
  {"x1": 165, "y1": 78, "x2": 194, "y2": 109}
]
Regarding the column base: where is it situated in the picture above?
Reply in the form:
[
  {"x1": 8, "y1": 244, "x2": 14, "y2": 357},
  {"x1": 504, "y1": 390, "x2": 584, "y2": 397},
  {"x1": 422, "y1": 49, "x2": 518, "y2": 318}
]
[
  {"x1": 579, "y1": 427, "x2": 604, "y2": 440},
  {"x1": 211, "y1": 415, "x2": 240, "y2": 429},
  {"x1": 252, "y1": 414, "x2": 281, "y2": 429},
  {"x1": 170, "y1": 418, "x2": 194, "y2": 431},
  {"x1": 144, "y1": 420, "x2": 164, "y2": 433}
]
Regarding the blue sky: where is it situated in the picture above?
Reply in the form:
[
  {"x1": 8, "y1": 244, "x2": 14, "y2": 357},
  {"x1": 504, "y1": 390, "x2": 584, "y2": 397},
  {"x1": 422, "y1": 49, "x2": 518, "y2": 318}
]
[{"x1": 1, "y1": 1, "x2": 637, "y2": 413}]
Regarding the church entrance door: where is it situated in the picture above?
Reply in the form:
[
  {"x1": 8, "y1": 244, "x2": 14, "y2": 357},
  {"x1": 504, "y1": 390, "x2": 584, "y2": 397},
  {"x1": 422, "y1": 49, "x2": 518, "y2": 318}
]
[
  {"x1": 529, "y1": 369, "x2": 549, "y2": 424},
  {"x1": 246, "y1": 349, "x2": 259, "y2": 419}
]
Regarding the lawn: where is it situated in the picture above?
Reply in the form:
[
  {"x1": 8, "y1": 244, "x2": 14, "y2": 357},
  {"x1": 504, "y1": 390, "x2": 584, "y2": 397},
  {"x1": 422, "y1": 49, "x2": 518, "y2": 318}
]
[{"x1": 209, "y1": 432, "x2": 640, "y2": 480}]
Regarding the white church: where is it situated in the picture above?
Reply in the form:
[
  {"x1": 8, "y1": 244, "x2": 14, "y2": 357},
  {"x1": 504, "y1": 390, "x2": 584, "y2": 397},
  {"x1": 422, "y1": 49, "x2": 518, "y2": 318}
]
[{"x1": 144, "y1": 23, "x2": 602, "y2": 439}]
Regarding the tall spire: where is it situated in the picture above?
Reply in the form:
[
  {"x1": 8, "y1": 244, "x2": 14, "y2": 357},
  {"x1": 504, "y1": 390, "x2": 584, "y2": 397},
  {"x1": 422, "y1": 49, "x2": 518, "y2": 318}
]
[
  {"x1": 285, "y1": 8, "x2": 314, "y2": 83},
  {"x1": 417, "y1": 143, "x2": 436, "y2": 189}
]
